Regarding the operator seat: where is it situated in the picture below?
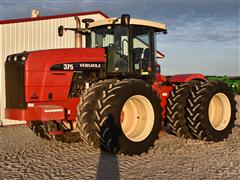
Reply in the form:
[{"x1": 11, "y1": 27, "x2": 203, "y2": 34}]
[
  {"x1": 133, "y1": 48, "x2": 143, "y2": 62},
  {"x1": 142, "y1": 48, "x2": 150, "y2": 71},
  {"x1": 143, "y1": 48, "x2": 150, "y2": 60}
]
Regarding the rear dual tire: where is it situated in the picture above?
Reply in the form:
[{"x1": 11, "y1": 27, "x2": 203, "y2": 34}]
[
  {"x1": 166, "y1": 80, "x2": 236, "y2": 141},
  {"x1": 165, "y1": 82, "x2": 194, "y2": 138},
  {"x1": 186, "y1": 80, "x2": 237, "y2": 141}
]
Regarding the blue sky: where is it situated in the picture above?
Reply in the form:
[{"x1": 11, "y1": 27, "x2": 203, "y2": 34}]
[{"x1": 0, "y1": 0, "x2": 239, "y2": 76}]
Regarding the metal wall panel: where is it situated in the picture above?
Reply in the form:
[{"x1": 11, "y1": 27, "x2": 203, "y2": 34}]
[
  {"x1": 0, "y1": 25, "x2": 2, "y2": 126},
  {"x1": 0, "y1": 13, "x2": 106, "y2": 125}
]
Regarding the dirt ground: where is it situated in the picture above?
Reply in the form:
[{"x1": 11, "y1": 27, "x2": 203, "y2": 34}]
[{"x1": 0, "y1": 96, "x2": 239, "y2": 180}]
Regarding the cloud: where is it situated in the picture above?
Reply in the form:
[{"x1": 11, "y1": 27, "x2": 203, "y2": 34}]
[
  {"x1": 1, "y1": 0, "x2": 239, "y2": 75},
  {"x1": 165, "y1": 15, "x2": 239, "y2": 45}
]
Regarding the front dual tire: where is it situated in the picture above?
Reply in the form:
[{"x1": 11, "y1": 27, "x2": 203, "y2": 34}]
[{"x1": 77, "y1": 79, "x2": 162, "y2": 155}]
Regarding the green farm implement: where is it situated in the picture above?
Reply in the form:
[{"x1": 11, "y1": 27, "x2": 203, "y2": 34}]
[{"x1": 207, "y1": 76, "x2": 240, "y2": 94}]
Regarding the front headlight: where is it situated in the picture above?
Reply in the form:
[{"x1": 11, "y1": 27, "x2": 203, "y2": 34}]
[
  {"x1": 13, "y1": 56, "x2": 18, "y2": 61},
  {"x1": 21, "y1": 56, "x2": 26, "y2": 61},
  {"x1": 7, "y1": 56, "x2": 11, "y2": 62}
]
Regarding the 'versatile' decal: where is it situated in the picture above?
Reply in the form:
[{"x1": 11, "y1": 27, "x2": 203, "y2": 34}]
[{"x1": 50, "y1": 62, "x2": 105, "y2": 71}]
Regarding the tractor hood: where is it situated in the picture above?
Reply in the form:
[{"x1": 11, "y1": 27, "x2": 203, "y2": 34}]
[
  {"x1": 5, "y1": 48, "x2": 106, "y2": 105},
  {"x1": 24, "y1": 48, "x2": 106, "y2": 71}
]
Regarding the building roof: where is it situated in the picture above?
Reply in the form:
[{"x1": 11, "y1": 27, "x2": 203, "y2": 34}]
[
  {"x1": 89, "y1": 18, "x2": 167, "y2": 31},
  {"x1": 0, "y1": 11, "x2": 108, "y2": 24}
]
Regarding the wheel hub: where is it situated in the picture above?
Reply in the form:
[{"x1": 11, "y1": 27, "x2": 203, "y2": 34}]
[
  {"x1": 121, "y1": 95, "x2": 155, "y2": 142},
  {"x1": 208, "y1": 93, "x2": 231, "y2": 131}
]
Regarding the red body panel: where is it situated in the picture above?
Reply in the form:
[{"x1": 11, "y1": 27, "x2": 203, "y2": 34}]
[
  {"x1": 25, "y1": 48, "x2": 106, "y2": 71},
  {"x1": 5, "y1": 98, "x2": 80, "y2": 121},
  {"x1": 34, "y1": 105, "x2": 65, "y2": 121},
  {"x1": 169, "y1": 74, "x2": 206, "y2": 82},
  {"x1": 153, "y1": 73, "x2": 206, "y2": 121},
  {"x1": 25, "y1": 72, "x2": 73, "y2": 102},
  {"x1": 6, "y1": 48, "x2": 105, "y2": 122},
  {"x1": 155, "y1": 73, "x2": 167, "y2": 82},
  {"x1": 25, "y1": 71, "x2": 72, "y2": 86},
  {"x1": 152, "y1": 83, "x2": 173, "y2": 120},
  {"x1": 26, "y1": 86, "x2": 71, "y2": 102},
  {"x1": 25, "y1": 48, "x2": 105, "y2": 102}
]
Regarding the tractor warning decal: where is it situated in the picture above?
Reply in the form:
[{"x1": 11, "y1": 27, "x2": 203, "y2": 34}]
[{"x1": 50, "y1": 62, "x2": 105, "y2": 71}]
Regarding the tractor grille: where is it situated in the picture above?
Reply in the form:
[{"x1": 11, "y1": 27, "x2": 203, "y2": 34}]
[{"x1": 5, "y1": 54, "x2": 27, "y2": 109}]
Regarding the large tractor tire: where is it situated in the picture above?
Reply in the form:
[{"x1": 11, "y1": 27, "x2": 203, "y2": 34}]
[
  {"x1": 165, "y1": 82, "x2": 194, "y2": 138},
  {"x1": 186, "y1": 80, "x2": 237, "y2": 141},
  {"x1": 29, "y1": 120, "x2": 80, "y2": 143},
  {"x1": 76, "y1": 79, "x2": 117, "y2": 148},
  {"x1": 77, "y1": 79, "x2": 162, "y2": 155}
]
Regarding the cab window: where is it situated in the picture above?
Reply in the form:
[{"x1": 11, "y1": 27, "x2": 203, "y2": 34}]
[
  {"x1": 91, "y1": 26, "x2": 129, "y2": 73},
  {"x1": 132, "y1": 26, "x2": 151, "y2": 74}
]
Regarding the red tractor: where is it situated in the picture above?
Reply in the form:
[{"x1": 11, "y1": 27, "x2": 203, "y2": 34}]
[{"x1": 5, "y1": 15, "x2": 237, "y2": 155}]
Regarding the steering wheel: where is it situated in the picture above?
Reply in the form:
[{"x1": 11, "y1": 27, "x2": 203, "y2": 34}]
[
  {"x1": 109, "y1": 43, "x2": 121, "y2": 52},
  {"x1": 115, "y1": 59, "x2": 128, "y2": 71},
  {"x1": 108, "y1": 43, "x2": 127, "y2": 60}
]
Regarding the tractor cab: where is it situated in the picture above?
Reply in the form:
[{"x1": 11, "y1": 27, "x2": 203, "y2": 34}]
[{"x1": 87, "y1": 15, "x2": 167, "y2": 82}]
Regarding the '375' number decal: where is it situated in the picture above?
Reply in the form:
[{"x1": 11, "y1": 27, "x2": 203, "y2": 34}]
[{"x1": 63, "y1": 64, "x2": 74, "y2": 70}]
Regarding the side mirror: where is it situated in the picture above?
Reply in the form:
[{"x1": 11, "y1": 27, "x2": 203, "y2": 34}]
[
  {"x1": 156, "y1": 50, "x2": 165, "y2": 59},
  {"x1": 58, "y1": 26, "x2": 64, "y2": 37},
  {"x1": 121, "y1": 14, "x2": 130, "y2": 26}
]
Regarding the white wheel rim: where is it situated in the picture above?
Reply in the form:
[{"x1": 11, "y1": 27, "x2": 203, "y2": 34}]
[
  {"x1": 121, "y1": 95, "x2": 154, "y2": 142},
  {"x1": 208, "y1": 93, "x2": 231, "y2": 131}
]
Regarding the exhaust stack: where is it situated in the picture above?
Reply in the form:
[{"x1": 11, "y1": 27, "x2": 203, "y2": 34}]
[
  {"x1": 58, "y1": 17, "x2": 94, "y2": 48},
  {"x1": 74, "y1": 16, "x2": 82, "y2": 48}
]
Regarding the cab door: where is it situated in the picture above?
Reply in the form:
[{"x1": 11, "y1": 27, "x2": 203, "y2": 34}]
[{"x1": 131, "y1": 26, "x2": 156, "y2": 82}]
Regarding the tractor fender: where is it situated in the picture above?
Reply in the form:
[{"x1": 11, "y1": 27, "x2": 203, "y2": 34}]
[{"x1": 169, "y1": 74, "x2": 206, "y2": 83}]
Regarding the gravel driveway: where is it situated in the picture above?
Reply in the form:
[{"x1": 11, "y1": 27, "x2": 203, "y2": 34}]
[{"x1": 0, "y1": 96, "x2": 240, "y2": 179}]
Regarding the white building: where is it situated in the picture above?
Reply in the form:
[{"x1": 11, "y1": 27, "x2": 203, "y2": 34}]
[{"x1": 0, "y1": 11, "x2": 108, "y2": 125}]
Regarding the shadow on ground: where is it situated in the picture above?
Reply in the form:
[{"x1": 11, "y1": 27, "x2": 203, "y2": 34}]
[{"x1": 96, "y1": 151, "x2": 119, "y2": 180}]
